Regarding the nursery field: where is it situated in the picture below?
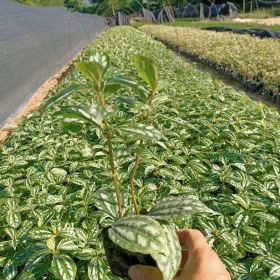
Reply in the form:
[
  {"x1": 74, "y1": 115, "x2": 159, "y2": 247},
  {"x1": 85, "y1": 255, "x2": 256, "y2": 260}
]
[
  {"x1": 165, "y1": 19, "x2": 280, "y2": 31},
  {"x1": 140, "y1": 25, "x2": 280, "y2": 96},
  {"x1": 1, "y1": 26, "x2": 280, "y2": 279}
]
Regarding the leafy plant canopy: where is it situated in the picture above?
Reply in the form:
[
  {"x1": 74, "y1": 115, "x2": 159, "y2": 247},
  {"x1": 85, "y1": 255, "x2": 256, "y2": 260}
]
[{"x1": 1, "y1": 26, "x2": 280, "y2": 279}]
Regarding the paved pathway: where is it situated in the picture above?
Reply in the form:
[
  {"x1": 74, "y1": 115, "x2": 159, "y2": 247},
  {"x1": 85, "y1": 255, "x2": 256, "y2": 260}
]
[{"x1": 0, "y1": 0, "x2": 107, "y2": 130}]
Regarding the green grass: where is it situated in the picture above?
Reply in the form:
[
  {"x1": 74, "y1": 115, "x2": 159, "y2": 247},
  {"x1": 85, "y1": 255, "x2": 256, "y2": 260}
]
[
  {"x1": 1, "y1": 26, "x2": 280, "y2": 279},
  {"x1": 165, "y1": 18, "x2": 280, "y2": 31}
]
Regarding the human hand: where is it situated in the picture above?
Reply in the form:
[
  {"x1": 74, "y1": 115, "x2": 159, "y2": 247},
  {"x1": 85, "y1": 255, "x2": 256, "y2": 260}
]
[{"x1": 128, "y1": 229, "x2": 231, "y2": 280}]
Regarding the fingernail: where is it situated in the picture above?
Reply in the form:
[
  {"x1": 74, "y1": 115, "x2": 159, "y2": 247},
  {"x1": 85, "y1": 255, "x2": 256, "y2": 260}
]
[{"x1": 128, "y1": 265, "x2": 142, "y2": 278}]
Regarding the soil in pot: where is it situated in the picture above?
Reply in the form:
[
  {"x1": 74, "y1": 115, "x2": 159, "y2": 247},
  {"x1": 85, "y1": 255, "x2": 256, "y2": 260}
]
[{"x1": 101, "y1": 226, "x2": 157, "y2": 279}]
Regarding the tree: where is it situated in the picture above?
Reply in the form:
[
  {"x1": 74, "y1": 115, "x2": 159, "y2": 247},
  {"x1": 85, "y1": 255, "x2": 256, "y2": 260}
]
[
  {"x1": 13, "y1": 0, "x2": 64, "y2": 6},
  {"x1": 90, "y1": 0, "x2": 141, "y2": 16}
]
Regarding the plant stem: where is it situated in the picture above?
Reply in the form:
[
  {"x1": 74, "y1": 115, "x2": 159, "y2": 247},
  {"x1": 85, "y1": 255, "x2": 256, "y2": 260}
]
[
  {"x1": 97, "y1": 84, "x2": 123, "y2": 219},
  {"x1": 129, "y1": 152, "x2": 141, "y2": 215},
  {"x1": 129, "y1": 89, "x2": 157, "y2": 215}
]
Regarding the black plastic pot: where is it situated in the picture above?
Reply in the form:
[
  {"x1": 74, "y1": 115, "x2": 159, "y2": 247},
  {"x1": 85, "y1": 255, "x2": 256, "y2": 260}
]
[{"x1": 101, "y1": 226, "x2": 156, "y2": 279}]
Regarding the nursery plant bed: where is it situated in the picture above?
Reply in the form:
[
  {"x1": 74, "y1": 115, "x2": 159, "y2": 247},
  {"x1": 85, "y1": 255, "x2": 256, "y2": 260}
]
[
  {"x1": 1, "y1": 26, "x2": 280, "y2": 280},
  {"x1": 155, "y1": 37, "x2": 280, "y2": 107},
  {"x1": 140, "y1": 25, "x2": 280, "y2": 98}
]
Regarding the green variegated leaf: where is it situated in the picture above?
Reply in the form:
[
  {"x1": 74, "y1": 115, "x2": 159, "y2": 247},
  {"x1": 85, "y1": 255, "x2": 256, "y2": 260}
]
[
  {"x1": 0, "y1": 256, "x2": 7, "y2": 266},
  {"x1": 55, "y1": 103, "x2": 113, "y2": 131},
  {"x1": 3, "y1": 260, "x2": 17, "y2": 280},
  {"x1": 108, "y1": 215, "x2": 169, "y2": 255},
  {"x1": 83, "y1": 103, "x2": 114, "y2": 126},
  {"x1": 5, "y1": 198, "x2": 19, "y2": 210},
  {"x1": 94, "y1": 187, "x2": 126, "y2": 220},
  {"x1": 115, "y1": 96, "x2": 134, "y2": 105},
  {"x1": 157, "y1": 115, "x2": 199, "y2": 132},
  {"x1": 72, "y1": 248, "x2": 96, "y2": 261},
  {"x1": 221, "y1": 256, "x2": 240, "y2": 276},
  {"x1": 50, "y1": 168, "x2": 67, "y2": 177},
  {"x1": 90, "y1": 53, "x2": 110, "y2": 74},
  {"x1": 104, "y1": 67, "x2": 122, "y2": 79},
  {"x1": 6, "y1": 212, "x2": 21, "y2": 228},
  {"x1": 88, "y1": 257, "x2": 106, "y2": 280},
  {"x1": 254, "y1": 212, "x2": 279, "y2": 224},
  {"x1": 44, "y1": 195, "x2": 63, "y2": 205},
  {"x1": 151, "y1": 224, "x2": 181, "y2": 280},
  {"x1": 232, "y1": 210, "x2": 249, "y2": 228},
  {"x1": 50, "y1": 168, "x2": 67, "y2": 183},
  {"x1": 60, "y1": 115, "x2": 85, "y2": 132},
  {"x1": 57, "y1": 238, "x2": 79, "y2": 251},
  {"x1": 198, "y1": 219, "x2": 217, "y2": 233},
  {"x1": 232, "y1": 194, "x2": 250, "y2": 210},
  {"x1": 16, "y1": 263, "x2": 49, "y2": 280},
  {"x1": 105, "y1": 76, "x2": 148, "y2": 100},
  {"x1": 242, "y1": 225, "x2": 259, "y2": 236},
  {"x1": 118, "y1": 123, "x2": 163, "y2": 141},
  {"x1": 51, "y1": 254, "x2": 77, "y2": 280},
  {"x1": 30, "y1": 227, "x2": 53, "y2": 240},
  {"x1": 75, "y1": 61, "x2": 103, "y2": 84},
  {"x1": 270, "y1": 265, "x2": 280, "y2": 279},
  {"x1": 148, "y1": 197, "x2": 212, "y2": 220},
  {"x1": 242, "y1": 240, "x2": 264, "y2": 255},
  {"x1": 135, "y1": 55, "x2": 159, "y2": 91},
  {"x1": 262, "y1": 257, "x2": 280, "y2": 268},
  {"x1": 47, "y1": 236, "x2": 56, "y2": 251},
  {"x1": 42, "y1": 84, "x2": 87, "y2": 111}
]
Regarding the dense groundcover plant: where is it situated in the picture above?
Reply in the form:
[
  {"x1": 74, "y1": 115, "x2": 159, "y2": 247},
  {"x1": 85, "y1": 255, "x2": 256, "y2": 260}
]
[
  {"x1": 140, "y1": 25, "x2": 280, "y2": 94},
  {"x1": 1, "y1": 26, "x2": 280, "y2": 279}
]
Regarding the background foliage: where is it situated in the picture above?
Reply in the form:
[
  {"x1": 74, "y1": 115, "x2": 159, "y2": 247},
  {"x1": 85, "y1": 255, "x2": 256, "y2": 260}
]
[
  {"x1": 1, "y1": 26, "x2": 280, "y2": 279},
  {"x1": 10, "y1": 0, "x2": 280, "y2": 15},
  {"x1": 12, "y1": 0, "x2": 64, "y2": 7}
]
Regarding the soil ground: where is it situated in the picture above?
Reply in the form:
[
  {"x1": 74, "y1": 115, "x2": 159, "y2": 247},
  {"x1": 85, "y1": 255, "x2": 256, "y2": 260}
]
[{"x1": 234, "y1": 17, "x2": 280, "y2": 25}]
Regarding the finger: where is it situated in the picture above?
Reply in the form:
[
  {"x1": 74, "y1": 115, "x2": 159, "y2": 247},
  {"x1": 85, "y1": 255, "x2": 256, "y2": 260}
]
[
  {"x1": 174, "y1": 249, "x2": 188, "y2": 278},
  {"x1": 128, "y1": 265, "x2": 163, "y2": 280},
  {"x1": 176, "y1": 229, "x2": 188, "y2": 247},
  {"x1": 180, "y1": 249, "x2": 188, "y2": 269},
  {"x1": 176, "y1": 229, "x2": 209, "y2": 251}
]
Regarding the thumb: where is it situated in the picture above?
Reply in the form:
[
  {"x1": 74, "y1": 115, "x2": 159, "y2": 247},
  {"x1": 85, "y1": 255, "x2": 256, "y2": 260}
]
[{"x1": 128, "y1": 265, "x2": 163, "y2": 280}]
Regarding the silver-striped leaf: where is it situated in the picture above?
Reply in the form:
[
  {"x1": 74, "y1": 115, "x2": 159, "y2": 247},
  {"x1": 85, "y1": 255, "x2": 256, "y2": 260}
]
[
  {"x1": 88, "y1": 257, "x2": 106, "y2": 280},
  {"x1": 148, "y1": 197, "x2": 212, "y2": 220},
  {"x1": 6, "y1": 212, "x2": 21, "y2": 228},
  {"x1": 253, "y1": 212, "x2": 279, "y2": 224},
  {"x1": 51, "y1": 254, "x2": 77, "y2": 280},
  {"x1": 108, "y1": 215, "x2": 169, "y2": 255},
  {"x1": 57, "y1": 238, "x2": 79, "y2": 251},
  {"x1": 151, "y1": 224, "x2": 181, "y2": 280},
  {"x1": 118, "y1": 123, "x2": 163, "y2": 141},
  {"x1": 30, "y1": 227, "x2": 53, "y2": 240},
  {"x1": 270, "y1": 265, "x2": 280, "y2": 279},
  {"x1": 94, "y1": 187, "x2": 126, "y2": 221},
  {"x1": 3, "y1": 260, "x2": 17, "y2": 280}
]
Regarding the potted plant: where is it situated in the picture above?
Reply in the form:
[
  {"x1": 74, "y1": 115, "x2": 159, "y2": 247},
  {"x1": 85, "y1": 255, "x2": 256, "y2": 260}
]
[{"x1": 43, "y1": 53, "x2": 211, "y2": 280}]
